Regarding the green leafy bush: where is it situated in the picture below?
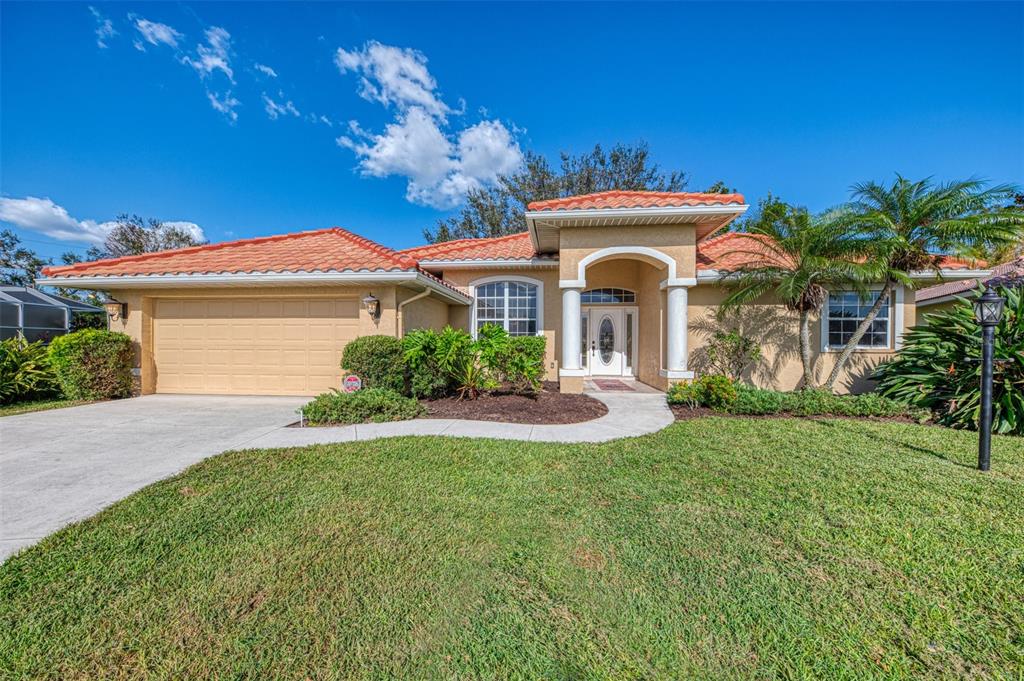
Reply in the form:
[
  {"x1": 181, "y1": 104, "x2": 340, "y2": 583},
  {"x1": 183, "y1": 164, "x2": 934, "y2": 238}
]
[
  {"x1": 874, "y1": 284, "x2": 1024, "y2": 434},
  {"x1": 340, "y1": 335, "x2": 406, "y2": 393},
  {"x1": 302, "y1": 388, "x2": 425, "y2": 425},
  {"x1": 48, "y1": 329, "x2": 134, "y2": 400},
  {"x1": 667, "y1": 375, "x2": 738, "y2": 411},
  {"x1": 401, "y1": 328, "x2": 450, "y2": 399},
  {"x1": 671, "y1": 379, "x2": 926, "y2": 421},
  {"x1": 401, "y1": 324, "x2": 546, "y2": 399},
  {"x1": 0, "y1": 336, "x2": 59, "y2": 404}
]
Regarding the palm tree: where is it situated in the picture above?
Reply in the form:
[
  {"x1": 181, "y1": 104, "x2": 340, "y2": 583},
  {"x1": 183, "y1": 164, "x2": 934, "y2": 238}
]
[
  {"x1": 823, "y1": 176, "x2": 1023, "y2": 390},
  {"x1": 720, "y1": 203, "x2": 882, "y2": 389}
]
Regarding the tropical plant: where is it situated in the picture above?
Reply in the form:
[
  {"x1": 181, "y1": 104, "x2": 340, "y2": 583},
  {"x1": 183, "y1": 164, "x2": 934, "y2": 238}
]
[
  {"x1": 704, "y1": 329, "x2": 762, "y2": 381},
  {"x1": 719, "y1": 201, "x2": 882, "y2": 388},
  {"x1": 667, "y1": 375, "x2": 738, "y2": 411},
  {"x1": 824, "y1": 176, "x2": 1024, "y2": 390},
  {"x1": 873, "y1": 284, "x2": 1024, "y2": 435},
  {"x1": 48, "y1": 329, "x2": 134, "y2": 400},
  {"x1": 0, "y1": 336, "x2": 59, "y2": 404},
  {"x1": 401, "y1": 328, "x2": 450, "y2": 399},
  {"x1": 340, "y1": 335, "x2": 406, "y2": 393}
]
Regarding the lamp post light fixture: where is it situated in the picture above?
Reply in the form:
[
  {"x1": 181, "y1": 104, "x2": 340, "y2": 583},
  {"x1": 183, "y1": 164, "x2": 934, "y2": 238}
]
[
  {"x1": 362, "y1": 293, "x2": 381, "y2": 322},
  {"x1": 972, "y1": 284, "x2": 1005, "y2": 472},
  {"x1": 102, "y1": 297, "x2": 127, "y2": 324}
]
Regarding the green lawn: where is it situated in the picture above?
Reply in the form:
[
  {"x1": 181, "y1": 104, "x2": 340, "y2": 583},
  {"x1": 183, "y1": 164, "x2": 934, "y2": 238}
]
[
  {"x1": 2, "y1": 419, "x2": 1022, "y2": 679},
  {"x1": 0, "y1": 398, "x2": 98, "y2": 417}
]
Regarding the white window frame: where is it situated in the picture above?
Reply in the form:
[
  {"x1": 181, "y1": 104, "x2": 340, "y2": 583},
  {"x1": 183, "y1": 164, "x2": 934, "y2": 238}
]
[
  {"x1": 821, "y1": 285, "x2": 904, "y2": 351},
  {"x1": 468, "y1": 275, "x2": 544, "y2": 338},
  {"x1": 581, "y1": 288, "x2": 637, "y2": 304}
]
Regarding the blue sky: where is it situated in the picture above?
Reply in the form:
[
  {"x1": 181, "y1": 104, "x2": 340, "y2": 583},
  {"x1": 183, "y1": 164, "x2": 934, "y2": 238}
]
[{"x1": 1, "y1": 1, "x2": 1022, "y2": 261}]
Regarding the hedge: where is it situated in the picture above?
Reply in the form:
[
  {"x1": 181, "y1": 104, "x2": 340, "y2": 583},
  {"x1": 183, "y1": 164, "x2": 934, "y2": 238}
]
[
  {"x1": 48, "y1": 329, "x2": 134, "y2": 400},
  {"x1": 302, "y1": 388, "x2": 425, "y2": 425}
]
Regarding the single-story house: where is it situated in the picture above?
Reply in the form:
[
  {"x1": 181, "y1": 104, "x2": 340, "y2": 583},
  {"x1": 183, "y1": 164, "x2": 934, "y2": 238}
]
[
  {"x1": 916, "y1": 256, "x2": 1023, "y2": 313},
  {"x1": 37, "y1": 190, "x2": 985, "y2": 396}
]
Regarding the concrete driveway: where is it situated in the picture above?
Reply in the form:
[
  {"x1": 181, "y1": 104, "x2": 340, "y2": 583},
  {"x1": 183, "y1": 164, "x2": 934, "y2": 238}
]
[{"x1": 0, "y1": 394, "x2": 307, "y2": 561}]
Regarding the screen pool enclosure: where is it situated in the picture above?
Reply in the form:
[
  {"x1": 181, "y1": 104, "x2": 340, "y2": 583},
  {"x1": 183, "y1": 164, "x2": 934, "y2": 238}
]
[{"x1": 0, "y1": 287, "x2": 103, "y2": 342}]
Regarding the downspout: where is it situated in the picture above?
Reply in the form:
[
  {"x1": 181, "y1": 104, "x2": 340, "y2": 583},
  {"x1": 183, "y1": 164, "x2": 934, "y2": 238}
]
[{"x1": 396, "y1": 289, "x2": 431, "y2": 337}]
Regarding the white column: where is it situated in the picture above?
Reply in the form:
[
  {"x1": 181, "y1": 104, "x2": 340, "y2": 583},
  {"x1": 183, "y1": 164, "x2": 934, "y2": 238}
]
[
  {"x1": 666, "y1": 284, "x2": 689, "y2": 374},
  {"x1": 560, "y1": 286, "x2": 583, "y2": 372}
]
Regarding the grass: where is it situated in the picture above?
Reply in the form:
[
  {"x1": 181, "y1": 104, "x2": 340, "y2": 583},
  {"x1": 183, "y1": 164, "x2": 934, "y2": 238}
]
[
  {"x1": 2, "y1": 419, "x2": 1022, "y2": 679},
  {"x1": 0, "y1": 397, "x2": 98, "y2": 417}
]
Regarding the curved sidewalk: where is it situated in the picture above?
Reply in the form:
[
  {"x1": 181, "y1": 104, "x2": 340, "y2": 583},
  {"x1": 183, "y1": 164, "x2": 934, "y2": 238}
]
[{"x1": 246, "y1": 392, "x2": 673, "y2": 449}]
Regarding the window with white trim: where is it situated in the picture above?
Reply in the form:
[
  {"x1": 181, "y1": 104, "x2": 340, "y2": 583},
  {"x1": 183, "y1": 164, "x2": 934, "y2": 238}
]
[
  {"x1": 475, "y1": 281, "x2": 538, "y2": 336},
  {"x1": 826, "y1": 291, "x2": 890, "y2": 348}
]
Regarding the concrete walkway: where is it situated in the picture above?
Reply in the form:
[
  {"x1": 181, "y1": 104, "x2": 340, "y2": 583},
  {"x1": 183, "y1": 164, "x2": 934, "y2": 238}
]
[{"x1": 246, "y1": 392, "x2": 673, "y2": 448}]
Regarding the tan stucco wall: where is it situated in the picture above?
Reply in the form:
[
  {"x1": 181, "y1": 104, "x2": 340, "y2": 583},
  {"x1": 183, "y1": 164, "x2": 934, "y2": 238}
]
[
  {"x1": 437, "y1": 268, "x2": 561, "y2": 381},
  {"x1": 398, "y1": 290, "x2": 449, "y2": 335},
  {"x1": 558, "y1": 224, "x2": 697, "y2": 281},
  {"x1": 108, "y1": 285, "x2": 401, "y2": 394},
  {"x1": 688, "y1": 285, "x2": 916, "y2": 394}
]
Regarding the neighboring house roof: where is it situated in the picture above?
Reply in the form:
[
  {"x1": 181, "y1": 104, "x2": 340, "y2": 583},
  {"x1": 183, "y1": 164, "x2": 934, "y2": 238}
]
[
  {"x1": 40, "y1": 228, "x2": 419, "y2": 278},
  {"x1": 694, "y1": 231, "x2": 984, "y2": 274},
  {"x1": 916, "y1": 257, "x2": 1024, "y2": 304},
  {"x1": 399, "y1": 232, "x2": 549, "y2": 263},
  {"x1": 526, "y1": 190, "x2": 746, "y2": 212}
]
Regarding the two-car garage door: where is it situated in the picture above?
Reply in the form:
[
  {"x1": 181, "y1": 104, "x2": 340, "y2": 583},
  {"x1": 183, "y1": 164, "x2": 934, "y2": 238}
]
[{"x1": 153, "y1": 297, "x2": 359, "y2": 395}]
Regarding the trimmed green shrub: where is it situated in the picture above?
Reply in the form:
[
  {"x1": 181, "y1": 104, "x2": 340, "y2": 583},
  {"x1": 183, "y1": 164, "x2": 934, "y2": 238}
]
[
  {"x1": 48, "y1": 329, "x2": 134, "y2": 400},
  {"x1": 302, "y1": 388, "x2": 425, "y2": 425},
  {"x1": 671, "y1": 379, "x2": 927, "y2": 421},
  {"x1": 341, "y1": 335, "x2": 406, "y2": 393},
  {"x1": 874, "y1": 284, "x2": 1024, "y2": 435},
  {"x1": 667, "y1": 375, "x2": 738, "y2": 411},
  {"x1": 0, "y1": 336, "x2": 59, "y2": 404},
  {"x1": 502, "y1": 335, "x2": 546, "y2": 394}
]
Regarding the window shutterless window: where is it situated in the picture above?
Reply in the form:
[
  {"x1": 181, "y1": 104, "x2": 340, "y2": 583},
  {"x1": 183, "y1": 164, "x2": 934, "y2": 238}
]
[
  {"x1": 826, "y1": 291, "x2": 890, "y2": 348},
  {"x1": 474, "y1": 281, "x2": 538, "y2": 336},
  {"x1": 580, "y1": 288, "x2": 636, "y2": 304}
]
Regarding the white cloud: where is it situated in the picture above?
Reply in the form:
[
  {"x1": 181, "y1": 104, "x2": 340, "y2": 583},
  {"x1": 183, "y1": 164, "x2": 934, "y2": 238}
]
[
  {"x1": 335, "y1": 41, "x2": 452, "y2": 121},
  {"x1": 335, "y1": 41, "x2": 523, "y2": 209},
  {"x1": 132, "y1": 16, "x2": 182, "y2": 49},
  {"x1": 0, "y1": 197, "x2": 206, "y2": 245},
  {"x1": 318, "y1": 115, "x2": 333, "y2": 127},
  {"x1": 254, "y1": 63, "x2": 278, "y2": 78},
  {"x1": 184, "y1": 26, "x2": 234, "y2": 82},
  {"x1": 207, "y1": 91, "x2": 240, "y2": 123},
  {"x1": 163, "y1": 221, "x2": 206, "y2": 242},
  {"x1": 338, "y1": 106, "x2": 522, "y2": 209},
  {"x1": 263, "y1": 92, "x2": 300, "y2": 120},
  {"x1": 89, "y1": 6, "x2": 116, "y2": 49}
]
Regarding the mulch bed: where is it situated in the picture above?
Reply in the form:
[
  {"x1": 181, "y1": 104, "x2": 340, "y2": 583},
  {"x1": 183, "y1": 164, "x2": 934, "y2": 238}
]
[
  {"x1": 670, "y1": 404, "x2": 928, "y2": 426},
  {"x1": 421, "y1": 382, "x2": 608, "y2": 424}
]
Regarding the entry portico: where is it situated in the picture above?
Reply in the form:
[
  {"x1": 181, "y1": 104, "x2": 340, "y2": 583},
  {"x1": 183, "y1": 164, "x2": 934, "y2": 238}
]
[{"x1": 525, "y1": 193, "x2": 747, "y2": 392}]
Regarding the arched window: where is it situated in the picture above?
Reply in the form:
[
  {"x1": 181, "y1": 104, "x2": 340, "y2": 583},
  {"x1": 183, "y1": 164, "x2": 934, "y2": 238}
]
[
  {"x1": 581, "y1": 288, "x2": 636, "y2": 304},
  {"x1": 473, "y1": 279, "x2": 541, "y2": 336}
]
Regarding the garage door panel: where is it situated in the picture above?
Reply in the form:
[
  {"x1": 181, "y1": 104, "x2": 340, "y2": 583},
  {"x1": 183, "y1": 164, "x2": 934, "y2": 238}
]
[{"x1": 155, "y1": 297, "x2": 358, "y2": 395}]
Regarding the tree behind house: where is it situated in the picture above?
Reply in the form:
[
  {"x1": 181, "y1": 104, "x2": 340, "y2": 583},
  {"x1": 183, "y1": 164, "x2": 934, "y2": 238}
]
[{"x1": 425, "y1": 142, "x2": 688, "y2": 243}]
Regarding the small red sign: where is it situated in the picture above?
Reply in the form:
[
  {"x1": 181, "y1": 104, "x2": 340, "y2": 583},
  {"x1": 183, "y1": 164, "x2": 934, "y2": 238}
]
[{"x1": 343, "y1": 375, "x2": 362, "y2": 392}]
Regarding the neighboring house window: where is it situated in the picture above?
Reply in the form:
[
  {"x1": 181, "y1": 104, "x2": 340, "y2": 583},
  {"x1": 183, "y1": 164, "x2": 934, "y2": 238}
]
[
  {"x1": 826, "y1": 291, "x2": 890, "y2": 348},
  {"x1": 581, "y1": 288, "x2": 636, "y2": 304},
  {"x1": 474, "y1": 280, "x2": 539, "y2": 336}
]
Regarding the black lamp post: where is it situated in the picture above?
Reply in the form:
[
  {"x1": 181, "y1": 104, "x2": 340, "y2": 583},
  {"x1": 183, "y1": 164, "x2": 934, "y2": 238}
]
[{"x1": 972, "y1": 284, "x2": 1005, "y2": 471}]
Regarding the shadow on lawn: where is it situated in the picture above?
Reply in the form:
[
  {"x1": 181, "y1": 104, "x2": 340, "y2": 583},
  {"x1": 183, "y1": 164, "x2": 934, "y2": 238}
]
[{"x1": 805, "y1": 418, "x2": 976, "y2": 470}]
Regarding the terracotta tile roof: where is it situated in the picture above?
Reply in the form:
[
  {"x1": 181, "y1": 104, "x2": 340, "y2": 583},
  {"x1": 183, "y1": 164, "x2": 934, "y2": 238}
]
[
  {"x1": 527, "y1": 190, "x2": 746, "y2": 212},
  {"x1": 917, "y1": 257, "x2": 1023, "y2": 302},
  {"x1": 41, "y1": 228, "x2": 420, "y2": 278},
  {"x1": 695, "y1": 231, "x2": 986, "y2": 273},
  {"x1": 399, "y1": 232, "x2": 549, "y2": 262}
]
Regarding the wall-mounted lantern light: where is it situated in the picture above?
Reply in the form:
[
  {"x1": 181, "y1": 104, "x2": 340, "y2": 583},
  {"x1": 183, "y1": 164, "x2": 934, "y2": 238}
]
[
  {"x1": 972, "y1": 283, "x2": 1005, "y2": 471},
  {"x1": 362, "y1": 293, "x2": 381, "y2": 322},
  {"x1": 103, "y1": 296, "x2": 127, "y2": 323}
]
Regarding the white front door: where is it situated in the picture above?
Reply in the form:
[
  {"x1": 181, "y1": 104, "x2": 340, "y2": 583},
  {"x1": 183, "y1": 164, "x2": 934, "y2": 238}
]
[{"x1": 584, "y1": 307, "x2": 636, "y2": 377}]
